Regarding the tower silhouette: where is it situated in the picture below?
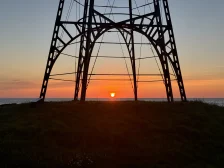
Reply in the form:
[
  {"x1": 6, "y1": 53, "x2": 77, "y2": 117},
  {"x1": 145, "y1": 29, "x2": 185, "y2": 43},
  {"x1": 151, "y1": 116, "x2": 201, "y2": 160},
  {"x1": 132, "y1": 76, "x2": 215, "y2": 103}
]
[{"x1": 40, "y1": 0, "x2": 187, "y2": 102}]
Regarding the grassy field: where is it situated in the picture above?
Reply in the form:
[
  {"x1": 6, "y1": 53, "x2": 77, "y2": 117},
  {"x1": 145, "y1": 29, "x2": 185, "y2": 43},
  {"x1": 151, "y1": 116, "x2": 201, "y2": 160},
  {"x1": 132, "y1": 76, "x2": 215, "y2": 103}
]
[{"x1": 0, "y1": 101, "x2": 224, "y2": 168}]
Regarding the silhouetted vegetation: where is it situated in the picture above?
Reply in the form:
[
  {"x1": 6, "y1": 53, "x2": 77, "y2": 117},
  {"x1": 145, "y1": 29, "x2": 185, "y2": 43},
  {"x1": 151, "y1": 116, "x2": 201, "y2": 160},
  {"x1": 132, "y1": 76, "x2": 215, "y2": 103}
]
[{"x1": 0, "y1": 101, "x2": 224, "y2": 167}]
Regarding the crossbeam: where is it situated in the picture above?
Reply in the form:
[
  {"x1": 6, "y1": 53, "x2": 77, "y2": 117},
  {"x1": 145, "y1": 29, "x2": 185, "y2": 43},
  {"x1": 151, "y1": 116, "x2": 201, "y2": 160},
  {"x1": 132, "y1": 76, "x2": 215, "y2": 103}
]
[
  {"x1": 60, "y1": 21, "x2": 167, "y2": 28},
  {"x1": 60, "y1": 53, "x2": 159, "y2": 60},
  {"x1": 49, "y1": 77, "x2": 177, "y2": 83},
  {"x1": 50, "y1": 73, "x2": 171, "y2": 77}
]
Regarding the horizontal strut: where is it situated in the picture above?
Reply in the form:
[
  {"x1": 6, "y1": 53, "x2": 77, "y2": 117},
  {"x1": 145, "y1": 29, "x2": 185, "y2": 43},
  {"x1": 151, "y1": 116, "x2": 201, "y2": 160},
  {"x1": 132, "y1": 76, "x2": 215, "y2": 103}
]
[
  {"x1": 50, "y1": 73, "x2": 174, "y2": 77},
  {"x1": 60, "y1": 53, "x2": 159, "y2": 60},
  {"x1": 57, "y1": 41, "x2": 152, "y2": 48},
  {"x1": 49, "y1": 77, "x2": 177, "y2": 83},
  {"x1": 60, "y1": 21, "x2": 167, "y2": 28}
]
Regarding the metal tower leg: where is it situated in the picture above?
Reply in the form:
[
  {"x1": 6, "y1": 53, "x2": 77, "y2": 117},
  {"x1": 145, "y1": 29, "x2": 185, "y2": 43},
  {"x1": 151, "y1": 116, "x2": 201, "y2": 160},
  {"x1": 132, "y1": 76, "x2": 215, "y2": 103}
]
[
  {"x1": 80, "y1": 0, "x2": 95, "y2": 101},
  {"x1": 129, "y1": 0, "x2": 138, "y2": 101},
  {"x1": 154, "y1": 0, "x2": 174, "y2": 102},
  {"x1": 162, "y1": 0, "x2": 187, "y2": 101},
  {"x1": 40, "y1": 0, "x2": 65, "y2": 101},
  {"x1": 74, "y1": 0, "x2": 89, "y2": 101}
]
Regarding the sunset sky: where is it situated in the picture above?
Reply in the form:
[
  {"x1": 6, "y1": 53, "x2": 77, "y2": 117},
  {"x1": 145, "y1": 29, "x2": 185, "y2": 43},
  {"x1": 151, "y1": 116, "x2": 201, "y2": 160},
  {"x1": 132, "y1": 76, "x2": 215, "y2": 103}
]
[{"x1": 0, "y1": 0, "x2": 224, "y2": 99}]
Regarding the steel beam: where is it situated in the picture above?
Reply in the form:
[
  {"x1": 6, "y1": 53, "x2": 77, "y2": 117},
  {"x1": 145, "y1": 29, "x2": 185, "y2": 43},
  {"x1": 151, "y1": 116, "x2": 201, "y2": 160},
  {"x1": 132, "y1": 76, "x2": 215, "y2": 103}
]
[
  {"x1": 129, "y1": 0, "x2": 138, "y2": 101},
  {"x1": 162, "y1": 0, "x2": 187, "y2": 101},
  {"x1": 153, "y1": 0, "x2": 173, "y2": 102},
  {"x1": 74, "y1": 0, "x2": 89, "y2": 100},
  {"x1": 40, "y1": 0, "x2": 65, "y2": 101},
  {"x1": 80, "y1": 0, "x2": 95, "y2": 101}
]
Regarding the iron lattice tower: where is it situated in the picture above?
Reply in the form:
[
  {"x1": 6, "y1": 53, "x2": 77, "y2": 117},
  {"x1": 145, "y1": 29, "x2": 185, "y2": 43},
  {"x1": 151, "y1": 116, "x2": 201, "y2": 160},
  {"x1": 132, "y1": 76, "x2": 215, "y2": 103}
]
[{"x1": 40, "y1": 0, "x2": 187, "y2": 102}]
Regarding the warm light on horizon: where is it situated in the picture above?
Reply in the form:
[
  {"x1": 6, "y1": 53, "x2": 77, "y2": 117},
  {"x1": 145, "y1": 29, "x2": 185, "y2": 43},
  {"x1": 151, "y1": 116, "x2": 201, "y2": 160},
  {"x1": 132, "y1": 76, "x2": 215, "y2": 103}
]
[{"x1": 110, "y1": 92, "x2": 116, "y2": 98}]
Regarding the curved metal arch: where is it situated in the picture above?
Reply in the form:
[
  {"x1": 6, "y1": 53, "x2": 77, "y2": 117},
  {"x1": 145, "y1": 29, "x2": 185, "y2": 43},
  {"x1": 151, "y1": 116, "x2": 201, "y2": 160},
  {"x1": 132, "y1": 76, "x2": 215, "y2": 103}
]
[
  {"x1": 45, "y1": 24, "x2": 173, "y2": 99},
  {"x1": 52, "y1": 27, "x2": 161, "y2": 69},
  {"x1": 84, "y1": 27, "x2": 161, "y2": 79},
  {"x1": 74, "y1": 25, "x2": 174, "y2": 100},
  {"x1": 43, "y1": 20, "x2": 179, "y2": 102},
  {"x1": 82, "y1": 27, "x2": 157, "y2": 99}
]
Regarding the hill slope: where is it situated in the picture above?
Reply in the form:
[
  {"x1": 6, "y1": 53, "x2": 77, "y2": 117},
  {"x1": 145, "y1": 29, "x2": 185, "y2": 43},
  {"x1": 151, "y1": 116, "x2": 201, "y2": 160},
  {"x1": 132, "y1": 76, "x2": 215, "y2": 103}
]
[{"x1": 0, "y1": 101, "x2": 224, "y2": 167}]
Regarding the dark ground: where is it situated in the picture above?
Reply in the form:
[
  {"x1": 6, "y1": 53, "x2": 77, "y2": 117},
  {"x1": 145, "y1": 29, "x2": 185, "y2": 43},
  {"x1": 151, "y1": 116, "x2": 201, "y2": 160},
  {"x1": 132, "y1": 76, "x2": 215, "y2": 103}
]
[{"x1": 0, "y1": 101, "x2": 224, "y2": 168}]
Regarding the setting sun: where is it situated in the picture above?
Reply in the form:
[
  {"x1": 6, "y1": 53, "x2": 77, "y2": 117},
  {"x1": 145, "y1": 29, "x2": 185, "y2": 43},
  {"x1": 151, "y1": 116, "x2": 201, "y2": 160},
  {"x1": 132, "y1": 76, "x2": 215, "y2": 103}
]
[{"x1": 110, "y1": 92, "x2": 116, "y2": 98}]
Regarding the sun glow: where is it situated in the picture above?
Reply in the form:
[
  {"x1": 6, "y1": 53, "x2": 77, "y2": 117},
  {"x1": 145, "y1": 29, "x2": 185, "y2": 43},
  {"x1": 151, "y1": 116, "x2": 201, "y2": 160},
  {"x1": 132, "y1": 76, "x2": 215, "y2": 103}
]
[{"x1": 110, "y1": 92, "x2": 116, "y2": 98}]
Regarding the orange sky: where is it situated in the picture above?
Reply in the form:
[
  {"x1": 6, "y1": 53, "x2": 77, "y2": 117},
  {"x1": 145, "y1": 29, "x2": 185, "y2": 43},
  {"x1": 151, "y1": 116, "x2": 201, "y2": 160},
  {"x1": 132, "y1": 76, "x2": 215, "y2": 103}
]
[{"x1": 0, "y1": 78, "x2": 223, "y2": 98}]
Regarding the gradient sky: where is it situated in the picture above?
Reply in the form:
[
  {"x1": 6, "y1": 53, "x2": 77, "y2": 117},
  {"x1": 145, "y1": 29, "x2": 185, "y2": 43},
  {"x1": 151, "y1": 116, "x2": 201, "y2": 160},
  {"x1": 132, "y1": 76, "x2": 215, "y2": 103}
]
[{"x1": 0, "y1": 0, "x2": 224, "y2": 98}]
